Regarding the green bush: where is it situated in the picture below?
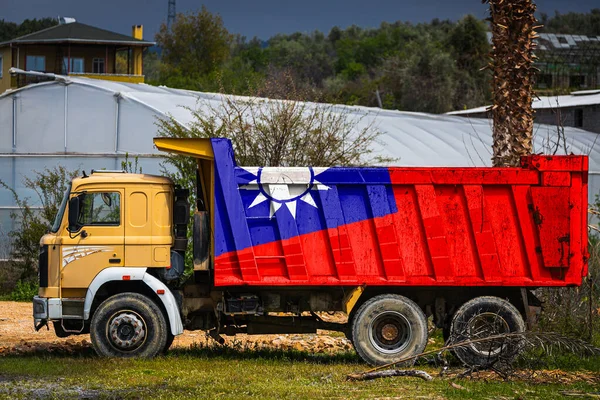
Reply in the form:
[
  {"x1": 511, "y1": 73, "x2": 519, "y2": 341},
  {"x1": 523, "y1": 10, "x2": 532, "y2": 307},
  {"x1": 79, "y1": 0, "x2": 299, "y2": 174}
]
[{"x1": 9, "y1": 280, "x2": 38, "y2": 302}]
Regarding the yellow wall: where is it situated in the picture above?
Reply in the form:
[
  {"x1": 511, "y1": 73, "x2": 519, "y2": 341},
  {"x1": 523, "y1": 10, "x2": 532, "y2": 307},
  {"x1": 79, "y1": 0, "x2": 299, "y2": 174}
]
[
  {"x1": 0, "y1": 47, "x2": 13, "y2": 93},
  {"x1": 132, "y1": 25, "x2": 143, "y2": 40},
  {"x1": 131, "y1": 25, "x2": 144, "y2": 76}
]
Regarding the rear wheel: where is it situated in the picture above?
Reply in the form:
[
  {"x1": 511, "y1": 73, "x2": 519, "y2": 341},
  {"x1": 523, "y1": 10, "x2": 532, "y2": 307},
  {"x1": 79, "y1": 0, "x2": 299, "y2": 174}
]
[
  {"x1": 449, "y1": 296, "x2": 525, "y2": 367},
  {"x1": 351, "y1": 294, "x2": 428, "y2": 366},
  {"x1": 90, "y1": 293, "x2": 168, "y2": 358}
]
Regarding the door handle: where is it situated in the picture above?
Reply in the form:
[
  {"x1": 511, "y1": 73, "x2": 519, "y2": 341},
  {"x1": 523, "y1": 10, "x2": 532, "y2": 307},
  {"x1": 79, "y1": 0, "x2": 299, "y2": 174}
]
[{"x1": 109, "y1": 258, "x2": 121, "y2": 264}]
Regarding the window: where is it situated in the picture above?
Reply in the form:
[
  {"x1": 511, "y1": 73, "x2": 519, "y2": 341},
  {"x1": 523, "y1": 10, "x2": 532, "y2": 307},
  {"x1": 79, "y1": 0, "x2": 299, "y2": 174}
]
[
  {"x1": 574, "y1": 108, "x2": 584, "y2": 128},
  {"x1": 570, "y1": 75, "x2": 586, "y2": 88},
  {"x1": 536, "y1": 74, "x2": 553, "y2": 89},
  {"x1": 92, "y1": 58, "x2": 105, "y2": 74},
  {"x1": 78, "y1": 192, "x2": 121, "y2": 226},
  {"x1": 51, "y1": 186, "x2": 71, "y2": 233},
  {"x1": 62, "y1": 57, "x2": 84, "y2": 74},
  {"x1": 26, "y1": 55, "x2": 45, "y2": 72}
]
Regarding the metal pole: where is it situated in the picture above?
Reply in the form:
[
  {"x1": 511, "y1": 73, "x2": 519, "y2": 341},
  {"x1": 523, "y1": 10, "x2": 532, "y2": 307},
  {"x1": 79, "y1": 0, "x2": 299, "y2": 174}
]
[
  {"x1": 64, "y1": 84, "x2": 68, "y2": 153},
  {"x1": 114, "y1": 94, "x2": 120, "y2": 152},
  {"x1": 375, "y1": 89, "x2": 383, "y2": 108},
  {"x1": 12, "y1": 95, "x2": 16, "y2": 151},
  {"x1": 11, "y1": 95, "x2": 17, "y2": 234}
]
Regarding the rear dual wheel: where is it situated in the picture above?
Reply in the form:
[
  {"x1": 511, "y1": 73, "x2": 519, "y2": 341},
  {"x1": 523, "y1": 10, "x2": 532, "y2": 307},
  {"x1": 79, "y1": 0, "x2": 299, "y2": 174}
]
[
  {"x1": 90, "y1": 293, "x2": 168, "y2": 358},
  {"x1": 448, "y1": 296, "x2": 525, "y2": 367},
  {"x1": 351, "y1": 294, "x2": 428, "y2": 366}
]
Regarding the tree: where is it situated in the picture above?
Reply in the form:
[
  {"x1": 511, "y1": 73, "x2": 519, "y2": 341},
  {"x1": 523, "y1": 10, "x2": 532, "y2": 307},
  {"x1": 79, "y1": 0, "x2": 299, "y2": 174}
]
[
  {"x1": 447, "y1": 15, "x2": 491, "y2": 110},
  {"x1": 156, "y1": 73, "x2": 393, "y2": 193},
  {"x1": 540, "y1": 9, "x2": 600, "y2": 36},
  {"x1": 486, "y1": 0, "x2": 538, "y2": 167},
  {"x1": 0, "y1": 18, "x2": 56, "y2": 42},
  {"x1": 382, "y1": 41, "x2": 458, "y2": 114},
  {"x1": 267, "y1": 31, "x2": 335, "y2": 86},
  {"x1": 143, "y1": 50, "x2": 161, "y2": 83},
  {"x1": 156, "y1": 6, "x2": 233, "y2": 83}
]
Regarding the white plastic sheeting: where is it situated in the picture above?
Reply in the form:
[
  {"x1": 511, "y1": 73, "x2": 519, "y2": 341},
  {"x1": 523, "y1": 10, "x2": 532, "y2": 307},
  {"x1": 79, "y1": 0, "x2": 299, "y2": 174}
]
[
  {"x1": 448, "y1": 90, "x2": 600, "y2": 115},
  {"x1": 1, "y1": 76, "x2": 599, "y2": 256}
]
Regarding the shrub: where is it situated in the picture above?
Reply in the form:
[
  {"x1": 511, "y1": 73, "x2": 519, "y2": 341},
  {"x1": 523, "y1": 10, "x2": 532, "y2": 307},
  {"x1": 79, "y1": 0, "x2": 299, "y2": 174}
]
[
  {"x1": 9, "y1": 280, "x2": 38, "y2": 302},
  {"x1": 0, "y1": 166, "x2": 77, "y2": 293}
]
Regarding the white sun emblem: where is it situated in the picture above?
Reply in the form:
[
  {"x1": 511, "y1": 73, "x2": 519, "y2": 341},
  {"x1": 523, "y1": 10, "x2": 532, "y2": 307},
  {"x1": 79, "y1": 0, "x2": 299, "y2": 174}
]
[{"x1": 240, "y1": 167, "x2": 329, "y2": 219}]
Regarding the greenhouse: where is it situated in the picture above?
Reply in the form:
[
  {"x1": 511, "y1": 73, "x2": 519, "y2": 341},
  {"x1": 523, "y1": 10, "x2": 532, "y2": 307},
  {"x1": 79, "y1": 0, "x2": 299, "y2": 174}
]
[{"x1": 1, "y1": 73, "x2": 599, "y2": 256}]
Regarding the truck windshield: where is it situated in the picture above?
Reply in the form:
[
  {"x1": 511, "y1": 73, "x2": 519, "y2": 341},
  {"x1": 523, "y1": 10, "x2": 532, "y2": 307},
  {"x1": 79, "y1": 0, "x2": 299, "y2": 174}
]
[{"x1": 51, "y1": 186, "x2": 71, "y2": 233}]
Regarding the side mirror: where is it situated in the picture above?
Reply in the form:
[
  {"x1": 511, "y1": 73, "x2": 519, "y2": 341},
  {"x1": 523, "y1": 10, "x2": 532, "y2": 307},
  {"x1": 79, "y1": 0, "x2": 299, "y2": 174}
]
[{"x1": 68, "y1": 197, "x2": 80, "y2": 232}]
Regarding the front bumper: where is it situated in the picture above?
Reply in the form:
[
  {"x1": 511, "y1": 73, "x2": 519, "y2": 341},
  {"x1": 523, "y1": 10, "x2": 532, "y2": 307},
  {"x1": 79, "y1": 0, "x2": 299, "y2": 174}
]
[{"x1": 33, "y1": 296, "x2": 48, "y2": 330}]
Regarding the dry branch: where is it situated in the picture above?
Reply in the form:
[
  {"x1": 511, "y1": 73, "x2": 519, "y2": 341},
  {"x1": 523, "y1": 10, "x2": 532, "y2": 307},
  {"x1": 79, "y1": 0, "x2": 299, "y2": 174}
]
[
  {"x1": 347, "y1": 369, "x2": 433, "y2": 382},
  {"x1": 347, "y1": 331, "x2": 600, "y2": 381},
  {"x1": 560, "y1": 391, "x2": 600, "y2": 398}
]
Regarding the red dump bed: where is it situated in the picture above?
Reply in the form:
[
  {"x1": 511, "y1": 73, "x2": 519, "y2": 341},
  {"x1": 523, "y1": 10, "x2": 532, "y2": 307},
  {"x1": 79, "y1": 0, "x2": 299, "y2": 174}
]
[{"x1": 211, "y1": 138, "x2": 588, "y2": 287}]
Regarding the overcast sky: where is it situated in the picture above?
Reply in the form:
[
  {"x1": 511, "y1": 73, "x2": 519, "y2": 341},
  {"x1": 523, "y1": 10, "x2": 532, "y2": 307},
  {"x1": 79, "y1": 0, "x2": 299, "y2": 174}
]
[{"x1": 1, "y1": 0, "x2": 597, "y2": 42}]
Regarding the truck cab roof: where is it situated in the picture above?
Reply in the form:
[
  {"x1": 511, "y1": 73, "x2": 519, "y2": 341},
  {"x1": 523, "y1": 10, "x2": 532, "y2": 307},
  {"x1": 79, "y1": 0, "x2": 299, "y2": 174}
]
[{"x1": 72, "y1": 172, "x2": 173, "y2": 188}]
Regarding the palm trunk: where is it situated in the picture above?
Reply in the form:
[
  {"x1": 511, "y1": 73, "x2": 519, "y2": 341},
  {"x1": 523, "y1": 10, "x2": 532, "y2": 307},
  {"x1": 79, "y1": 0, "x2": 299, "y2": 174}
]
[{"x1": 487, "y1": 0, "x2": 538, "y2": 167}]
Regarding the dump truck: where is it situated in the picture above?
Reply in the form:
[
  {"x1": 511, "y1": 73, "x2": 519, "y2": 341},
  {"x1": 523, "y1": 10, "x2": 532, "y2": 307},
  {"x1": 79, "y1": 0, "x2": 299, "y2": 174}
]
[{"x1": 32, "y1": 138, "x2": 589, "y2": 365}]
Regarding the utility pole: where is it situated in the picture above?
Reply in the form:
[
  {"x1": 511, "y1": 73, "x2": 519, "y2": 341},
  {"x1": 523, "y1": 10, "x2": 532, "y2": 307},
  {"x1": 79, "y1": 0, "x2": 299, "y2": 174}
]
[{"x1": 167, "y1": 0, "x2": 176, "y2": 30}]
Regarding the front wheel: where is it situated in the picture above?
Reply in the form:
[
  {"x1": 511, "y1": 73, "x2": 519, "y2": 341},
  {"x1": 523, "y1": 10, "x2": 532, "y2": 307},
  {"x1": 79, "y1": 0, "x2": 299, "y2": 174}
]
[
  {"x1": 351, "y1": 294, "x2": 428, "y2": 366},
  {"x1": 90, "y1": 293, "x2": 168, "y2": 358}
]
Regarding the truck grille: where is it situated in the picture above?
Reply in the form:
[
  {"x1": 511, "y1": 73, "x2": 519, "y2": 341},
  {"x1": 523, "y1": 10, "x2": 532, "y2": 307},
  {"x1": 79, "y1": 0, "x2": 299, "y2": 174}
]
[{"x1": 38, "y1": 245, "x2": 48, "y2": 288}]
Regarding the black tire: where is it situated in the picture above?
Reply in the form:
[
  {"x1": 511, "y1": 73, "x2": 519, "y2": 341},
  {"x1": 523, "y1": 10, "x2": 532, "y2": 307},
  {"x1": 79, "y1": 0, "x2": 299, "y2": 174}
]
[
  {"x1": 449, "y1": 296, "x2": 525, "y2": 367},
  {"x1": 351, "y1": 294, "x2": 428, "y2": 366},
  {"x1": 163, "y1": 332, "x2": 175, "y2": 354},
  {"x1": 90, "y1": 293, "x2": 168, "y2": 358}
]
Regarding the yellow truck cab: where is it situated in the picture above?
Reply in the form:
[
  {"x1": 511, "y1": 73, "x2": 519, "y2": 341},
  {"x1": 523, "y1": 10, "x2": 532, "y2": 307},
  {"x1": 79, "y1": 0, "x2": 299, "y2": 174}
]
[{"x1": 34, "y1": 170, "x2": 186, "y2": 356}]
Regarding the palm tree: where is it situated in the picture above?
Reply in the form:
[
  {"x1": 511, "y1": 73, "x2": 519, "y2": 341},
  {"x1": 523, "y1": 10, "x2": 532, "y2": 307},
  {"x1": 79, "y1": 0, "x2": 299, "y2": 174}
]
[{"x1": 486, "y1": 0, "x2": 539, "y2": 167}]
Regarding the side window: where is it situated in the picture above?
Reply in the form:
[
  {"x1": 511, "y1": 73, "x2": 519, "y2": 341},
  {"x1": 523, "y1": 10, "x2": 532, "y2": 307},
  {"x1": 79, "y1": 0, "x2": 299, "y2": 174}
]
[{"x1": 78, "y1": 192, "x2": 121, "y2": 226}]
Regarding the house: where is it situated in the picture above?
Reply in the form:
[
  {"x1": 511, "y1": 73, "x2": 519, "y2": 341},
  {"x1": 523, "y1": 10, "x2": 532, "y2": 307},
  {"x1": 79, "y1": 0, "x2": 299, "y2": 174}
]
[
  {"x1": 447, "y1": 89, "x2": 600, "y2": 134},
  {"x1": 485, "y1": 32, "x2": 600, "y2": 92},
  {"x1": 535, "y1": 33, "x2": 600, "y2": 91},
  {"x1": 0, "y1": 19, "x2": 154, "y2": 93}
]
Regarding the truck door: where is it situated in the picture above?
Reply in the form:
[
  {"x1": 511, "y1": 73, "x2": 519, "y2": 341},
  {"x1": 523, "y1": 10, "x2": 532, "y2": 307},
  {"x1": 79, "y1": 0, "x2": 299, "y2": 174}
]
[{"x1": 60, "y1": 190, "x2": 125, "y2": 289}]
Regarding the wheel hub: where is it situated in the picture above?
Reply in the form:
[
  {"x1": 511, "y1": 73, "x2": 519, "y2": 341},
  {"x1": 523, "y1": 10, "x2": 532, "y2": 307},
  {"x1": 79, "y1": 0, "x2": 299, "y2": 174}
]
[
  {"x1": 368, "y1": 311, "x2": 412, "y2": 354},
  {"x1": 108, "y1": 312, "x2": 146, "y2": 350},
  {"x1": 381, "y1": 323, "x2": 399, "y2": 341}
]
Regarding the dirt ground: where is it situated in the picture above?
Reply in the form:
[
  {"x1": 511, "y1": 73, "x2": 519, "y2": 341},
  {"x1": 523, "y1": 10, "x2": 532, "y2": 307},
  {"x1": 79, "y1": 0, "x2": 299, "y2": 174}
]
[{"x1": 0, "y1": 301, "x2": 353, "y2": 355}]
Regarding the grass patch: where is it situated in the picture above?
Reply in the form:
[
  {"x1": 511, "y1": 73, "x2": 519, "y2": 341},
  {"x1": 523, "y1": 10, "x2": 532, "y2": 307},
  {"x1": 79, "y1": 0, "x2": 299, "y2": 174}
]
[{"x1": 1, "y1": 343, "x2": 599, "y2": 399}]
